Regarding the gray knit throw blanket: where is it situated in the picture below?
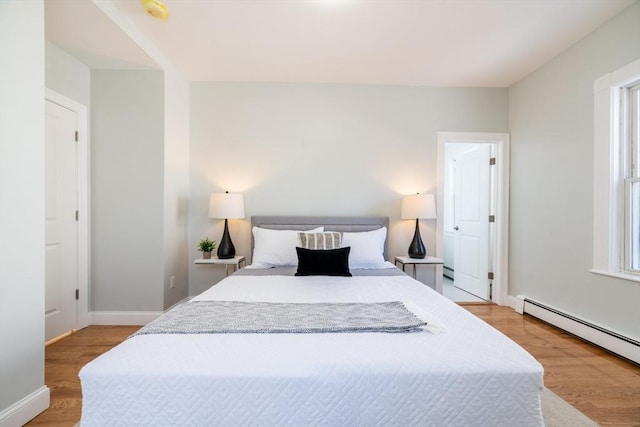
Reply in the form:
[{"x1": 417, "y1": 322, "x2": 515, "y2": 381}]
[{"x1": 131, "y1": 300, "x2": 427, "y2": 336}]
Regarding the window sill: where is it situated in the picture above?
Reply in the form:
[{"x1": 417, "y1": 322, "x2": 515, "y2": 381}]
[{"x1": 590, "y1": 269, "x2": 640, "y2": 283}]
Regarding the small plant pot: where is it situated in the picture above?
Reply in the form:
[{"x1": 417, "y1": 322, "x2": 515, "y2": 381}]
[{"x1": 202, "y1": 251, "x2": 212, "y2": 259}]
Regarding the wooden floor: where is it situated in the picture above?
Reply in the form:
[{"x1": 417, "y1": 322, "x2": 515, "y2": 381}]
[
  {"x1": 26, "y1": 304, "x2": 640, "y2": 426},
  {"x1": 464, "y1": 304, "x2": 640, "y2": 426}
]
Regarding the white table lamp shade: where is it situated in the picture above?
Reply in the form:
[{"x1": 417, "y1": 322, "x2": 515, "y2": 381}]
[
  {"x1": 401, "y1": 193, "x2": 436, "y2": 220},
  {"x1": 209, "y1": 192, "x2": 245, "y2": 219}
]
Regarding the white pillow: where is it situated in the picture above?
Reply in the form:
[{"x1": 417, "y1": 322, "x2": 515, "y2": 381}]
[
  {"x1": 251, "y1": 226, "x2": 324, "y2": 268},
  {"x1": 342, "y1": 227, "x2": 387, "y2": 268}
]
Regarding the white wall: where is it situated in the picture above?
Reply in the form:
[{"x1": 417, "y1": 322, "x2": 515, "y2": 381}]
[
  {"x1": 0, "y1": 1, "x2": 49, "y2": 424},
  {"x1": 189, "y1": 83, "x2": 508, "y2": 295},
  {"x1": 90, "y1": 70, "x2": 165, "y2": 311},
  {"x1": 509, "y1": 2, "x2": 640, "y2": 339},
  {"x1": 85, "y1": 1, "x2": 191, "y2": 311},
  {"x1": 163, "y1": 70, "x2": 190, "y2": 309},
  {"x1": 45, "y1": 41, "x2": 91, "y2": 107}
]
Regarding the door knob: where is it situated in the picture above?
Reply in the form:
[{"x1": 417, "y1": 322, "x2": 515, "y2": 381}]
[{"x1": 453, "y1": 226, "x2": 459, "y2": 231}]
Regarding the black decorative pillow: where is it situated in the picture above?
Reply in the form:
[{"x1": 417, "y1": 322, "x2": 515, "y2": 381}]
[{"x1": 295, "y1": 247, "x2": 352, "y2": 277}]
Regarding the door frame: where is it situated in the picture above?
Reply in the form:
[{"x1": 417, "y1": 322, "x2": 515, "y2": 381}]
[
  {"x1": 45, "y1": 89, "x2": 89, "y2": 330},
  {"x1": 437, "y1": 132, "x2": 510, "y2": 305}
]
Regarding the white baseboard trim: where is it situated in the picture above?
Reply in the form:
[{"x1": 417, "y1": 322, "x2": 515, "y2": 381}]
[
  {"x1": 90, "y1": 311, "x2": 162, "y2": 325},
  {"x1": 511, "y1": 295, "x2": 524, "y2": 314},
  {"x1": 0, "y1": 386, "x2": 49, "y2": 427},
  {"x1": 165, "y1": 296, "x2": 191, "y2": 312},
  {"x1": 515, "y1": 295, "x2": 640, "y2": 364},
  {"x1": 504, "y1": 295, "x2": 524, "y2": 314}
]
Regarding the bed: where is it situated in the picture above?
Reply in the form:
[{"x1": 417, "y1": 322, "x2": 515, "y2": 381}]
[{"x1": 79, "y1": 216, "x2": 544, "y2": 426}]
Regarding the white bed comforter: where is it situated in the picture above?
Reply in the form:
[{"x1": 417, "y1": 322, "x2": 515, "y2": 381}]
[{"x1": 79, "y1": 274, "x2": 544, "y2": 426}]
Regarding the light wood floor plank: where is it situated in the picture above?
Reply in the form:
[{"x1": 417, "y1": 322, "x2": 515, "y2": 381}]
[{"x1": 462, "y1": 304, "x2": 640, "y2": 426}]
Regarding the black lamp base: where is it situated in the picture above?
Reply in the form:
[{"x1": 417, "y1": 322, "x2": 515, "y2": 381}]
[
  {"x1": 217, "y1": 219, "x2": 236, "y2": 259},
  {"x1": 408, "y1": 218, "x2": 426, "y2": 259}
]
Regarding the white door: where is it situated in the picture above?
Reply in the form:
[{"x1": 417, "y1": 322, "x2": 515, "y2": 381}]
[
  {"x1": 453, "y1": 145, "x2": 491, "y2": 300},
  {"x1": 45, "y1": 100, "x2": 78, "y2": 341}
]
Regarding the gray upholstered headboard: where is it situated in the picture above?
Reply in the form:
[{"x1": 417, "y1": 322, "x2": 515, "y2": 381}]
[{"x1": 251, "y1": 216, "x2": 390, "y2": 260}]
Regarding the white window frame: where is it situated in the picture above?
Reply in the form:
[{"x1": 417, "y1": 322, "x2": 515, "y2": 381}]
[
  {"x1": 624, "y1": 84, "x2": 640, "y2": 272},
  {"x1": 592, "y1": 59, "x2": 640, "y2": 282}
]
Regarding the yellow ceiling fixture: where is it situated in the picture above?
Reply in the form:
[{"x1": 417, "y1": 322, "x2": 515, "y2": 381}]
[{"x1": 141, "y1": 0, "x2": 169, "y2": 20}]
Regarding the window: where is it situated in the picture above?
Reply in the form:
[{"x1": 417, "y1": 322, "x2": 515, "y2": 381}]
[
  {"x1": 624, "y1": 83, "x2": 639, "y2": 273},
  {"x1": 592, "y1": 60, "x2": 640, "y2": 282}
]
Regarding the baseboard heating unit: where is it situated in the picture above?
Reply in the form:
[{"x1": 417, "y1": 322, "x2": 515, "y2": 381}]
[{"x1": 515, "y1": 296, "x2": 640, "y2": 364}]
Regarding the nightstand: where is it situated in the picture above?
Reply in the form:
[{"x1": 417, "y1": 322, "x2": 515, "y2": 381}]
[
  {"x1": 194, "y1": 255, "x2": 246, "y2": 276},
  {"x1": 394, "y1": 255, "x2": 444, "y2": 294}
]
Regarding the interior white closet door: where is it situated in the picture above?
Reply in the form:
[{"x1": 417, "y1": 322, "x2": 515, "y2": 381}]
[
  {"x1": 453, "y1": 145, "x2": 491, "y2": 300},
  {"x1": 45, "y1": 99, "x2": 79, "y2": 341}
]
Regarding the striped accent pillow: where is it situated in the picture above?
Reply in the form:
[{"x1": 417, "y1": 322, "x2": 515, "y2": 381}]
[{"x1": 298, "y1": 232, "x2": 342, "y2": 250}]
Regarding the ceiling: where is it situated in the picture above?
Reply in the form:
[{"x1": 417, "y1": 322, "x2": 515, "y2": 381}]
[{"x1": 45, "y1": 0, "x2": 636, "y2": 87}]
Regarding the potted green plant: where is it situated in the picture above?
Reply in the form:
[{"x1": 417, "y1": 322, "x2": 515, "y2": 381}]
[{"x1": 197, "y1": 237, "x2": 217, "y2": 259}]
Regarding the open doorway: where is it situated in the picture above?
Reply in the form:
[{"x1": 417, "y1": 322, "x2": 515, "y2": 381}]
[{"x1": 436, "y1": 132, "x2": 510, "y2": 305}]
